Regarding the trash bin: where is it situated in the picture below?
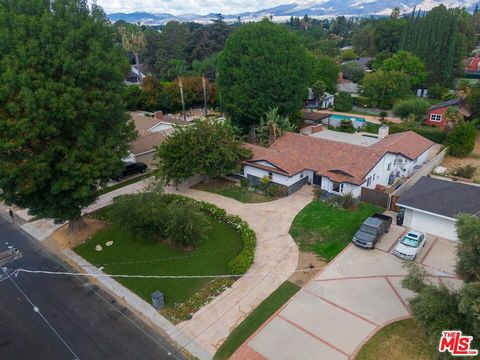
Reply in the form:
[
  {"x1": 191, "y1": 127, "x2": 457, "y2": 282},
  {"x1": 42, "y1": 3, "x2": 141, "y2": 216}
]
[
  {"x1": 151, "y1": 290, "x2": 164, "y2": 309},
  {"x1": 396, "y1": 208, "x2": 405, "y2": 226}
]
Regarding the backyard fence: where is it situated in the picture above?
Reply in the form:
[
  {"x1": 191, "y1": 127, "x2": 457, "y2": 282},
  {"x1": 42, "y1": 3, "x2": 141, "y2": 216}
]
[
  {"x1": 388, "y1": 147, "x2": 447, "y2": 211},
  {"x1": 361, "y1": 187, "x2": 390, "y2": 208}
]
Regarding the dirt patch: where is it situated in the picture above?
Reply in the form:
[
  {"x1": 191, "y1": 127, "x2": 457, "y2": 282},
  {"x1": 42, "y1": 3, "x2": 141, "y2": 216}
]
[
  {"x1": 50, "y1": 218, "x2": 106, "y2": 250},
  {"x1": 440, "y1": 131, "x2": 480, "y2": 183},
  {"x1": 288, "y1": 251, "x2": 326, "y2": 286}
]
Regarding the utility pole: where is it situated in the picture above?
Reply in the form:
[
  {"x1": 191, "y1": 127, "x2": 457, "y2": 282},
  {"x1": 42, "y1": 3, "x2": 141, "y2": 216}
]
[
  {"x1": 202, "y1": 75, "x2": 208, "y2": 117},
  {"x1": 178, "y1": 77, "x2": 187, "y2": 122}
]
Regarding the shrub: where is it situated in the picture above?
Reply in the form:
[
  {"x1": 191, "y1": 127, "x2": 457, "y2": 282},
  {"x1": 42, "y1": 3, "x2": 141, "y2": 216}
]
[
  {"x1": 393, "y1": 99, "x2": 430, "y2": 121},
  {"x1": 161, "y1": 194, "x2": 256, "y2": 275},
  {"x1": 447, "y1": 122, "x2": 477, "y2": 157},
  {"x1": 388, "y1": 123, "x2": 447, "y2": 144},
  {"x1": 259, "y1": 175, "x2": 271, "y2": 192},
  {"x1": 336, "y1": 192, "x2": 356, "y2": 209},
  {"x1": 166, "y1": 201, "x2": 209, "y2": 249},
  {"x1": 453, "y1": 164, "x2": 477, "y2": 179},
  {"x1": 111, "y1": 193, "x2": 169, "y2": 243},
  {"x1": 240, "y1": 178, "x2": 250, "y2": 188},
  {"x1": 428, "y1": 85, "x2": 448, "y2": 99},
  {"x1": 341, "y1": 61, "x2": 365, "y2": 83},
  {"x1": 379, "y1": 111, "x2": 388, "y2": 122},
  {"x1": 334, "y1": 92, "x2": 353, "y2": 112}
]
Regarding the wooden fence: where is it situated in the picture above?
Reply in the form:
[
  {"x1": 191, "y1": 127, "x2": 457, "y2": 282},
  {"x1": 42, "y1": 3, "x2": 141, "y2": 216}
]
[{"x1": 361, "y1": 187, "x2": 390, "y2": 208}]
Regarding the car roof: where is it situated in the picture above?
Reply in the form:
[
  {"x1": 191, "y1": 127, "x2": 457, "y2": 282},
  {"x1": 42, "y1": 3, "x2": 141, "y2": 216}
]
[{"x1": 406, "y1": 231, "x2": 423, "y2": 238}]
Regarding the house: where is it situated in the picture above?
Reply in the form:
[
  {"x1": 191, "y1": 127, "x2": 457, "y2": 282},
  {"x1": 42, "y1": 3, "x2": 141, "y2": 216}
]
[
  {"x1": 129, "y1": 112, "x2": 176, "y2": 166},
  {"x1": 241, "y1": 131, "x2": 434, "y2": 197},
  {"x1": 397, "y1": 176, "x2": 480, "y2": 241},
  {"x1": 336, "y1": 80, "x2": 359, "y2": 97},
  {"x1": 425, "y1": 98, "x2": 471, "y2": 129},
  {"x1": 305, "y1": 88, "x2": 335, "y2": 109},
  {"x1": 125, "y1": 65, "x2": 147, "y2": 85}
]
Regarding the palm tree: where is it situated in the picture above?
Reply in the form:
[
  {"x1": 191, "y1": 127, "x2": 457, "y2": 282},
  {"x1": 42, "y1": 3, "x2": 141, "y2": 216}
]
[
  {"x1": 257, "y1": 108, "x2": 295, "y2": 146},
  {"x1": 456, "y1": 79, "x2": 472, "y2": 100},
  {"x1": 119, "y1": 24, "x2": 146, "y2": 85},
  {"x1": 444, "y1": 107, "x2": 464, "y2": 129},
  {"x1": 391, "y1": 7, "x2": 401, "y2": 19}
]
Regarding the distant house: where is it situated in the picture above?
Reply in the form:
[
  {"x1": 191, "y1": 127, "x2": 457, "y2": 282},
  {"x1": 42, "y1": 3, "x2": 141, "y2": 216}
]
[
  {"x1": 397, "y1": 176, "x2": 480, "y2": 241},
  {"x1": 125, "y1": 65, "x2": 147, "y2": 86},
  {"x1": 305, "y1": 88, "x2": 334, "y2": 109},
  {"x1": 129, "y1": 111, "x2": 177, "y2": 166},
  {"x1": 425, "y1": 99, "x2": 471, "y2": 129},
  {"x1": 336, "y1": 79, "x2": 359, "y2": 97},
  {"x1": 241, "y1": 131, "x2": 434, "y2": 197}
]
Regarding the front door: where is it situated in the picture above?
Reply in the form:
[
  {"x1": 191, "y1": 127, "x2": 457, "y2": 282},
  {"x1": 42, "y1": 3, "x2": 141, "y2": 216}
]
[{"x1": 313, "y1": 173, "x2": 322, "y2": 186}]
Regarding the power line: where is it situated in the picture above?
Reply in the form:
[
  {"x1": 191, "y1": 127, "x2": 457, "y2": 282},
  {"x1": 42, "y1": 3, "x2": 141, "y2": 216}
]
[{"x1": 1, "y1": 268, "x2": 80, "y2": 360}]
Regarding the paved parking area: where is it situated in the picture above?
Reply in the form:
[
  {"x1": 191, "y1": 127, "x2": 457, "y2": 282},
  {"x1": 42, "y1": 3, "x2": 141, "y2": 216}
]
[{"x1": 233, "y1": 224, "x2": 461, "y2": 360}]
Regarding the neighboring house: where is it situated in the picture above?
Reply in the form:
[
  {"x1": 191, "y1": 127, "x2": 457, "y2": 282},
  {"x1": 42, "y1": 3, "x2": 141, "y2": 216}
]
[
  {"x1": 302, "y1": 110, "x2": 330, "y2": 125},
  {"x1": 305, "y1": 88, "x2": 335, "y2": 109},
  {"x1": 129, "y1": 112, "x2": 176, "y2": 166},
  {"x1": 425, "y1": 98, "x2": 471, "y2": 129},
  {"x1": 125, "y1": 65, "x2": 147, "y2": 85},
  {"x1": 336, "y1": 80, "x2": 359, "y2": 97},
  {"x1": 241, "y1": 131, "x2": 434, "y2": 196},
  {"x1": 397, "y1": 176, "x2": 480, "y2": 241}
]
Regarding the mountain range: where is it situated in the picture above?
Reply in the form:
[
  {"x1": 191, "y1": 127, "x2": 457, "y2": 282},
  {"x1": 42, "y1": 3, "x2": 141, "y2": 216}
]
[{"x1": 108, "y1": 0, "x2": 480, "y2": 25}]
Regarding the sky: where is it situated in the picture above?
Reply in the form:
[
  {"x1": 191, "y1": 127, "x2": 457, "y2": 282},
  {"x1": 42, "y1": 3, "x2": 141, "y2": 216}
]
[{"x1": 94, "y1": 0, "x2": 304, "y2": 15}]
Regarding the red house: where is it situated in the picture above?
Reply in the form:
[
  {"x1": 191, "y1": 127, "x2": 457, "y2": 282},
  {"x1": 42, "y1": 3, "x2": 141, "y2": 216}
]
[{"x1": 425, "y1": 98, "x2": 471, "y2": 129}]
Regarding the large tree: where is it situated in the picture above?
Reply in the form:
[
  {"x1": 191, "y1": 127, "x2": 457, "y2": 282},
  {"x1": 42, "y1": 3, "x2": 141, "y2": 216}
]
[
  {"x1": 381, "y1": 51, "x2": 428, "y2": 89},
  {"x1": 217, "y1": 20, "x2": 309, "y2": 138},
  {"x1": 0, "y1": 0, "x2": 136, "y2": 228},
  {"x1": 360, "y1": 70, "x2": 411, "y2": 109},
  {"x1": 155, "y1": 120, "x2": 251, "y2": 185}
]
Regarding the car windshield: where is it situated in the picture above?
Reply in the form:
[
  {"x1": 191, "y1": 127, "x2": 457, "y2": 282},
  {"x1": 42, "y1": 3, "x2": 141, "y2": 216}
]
[
  {"x1": 359, "y1": 224, "x2": 377, "y2": 235},
  {"x1": 401, "y1": 236, "x2": 419, "y2": 247}
]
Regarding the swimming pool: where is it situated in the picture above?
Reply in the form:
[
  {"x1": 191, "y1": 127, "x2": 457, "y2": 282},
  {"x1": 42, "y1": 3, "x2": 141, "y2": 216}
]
[
  {"x1": 329, "y1": 114, "x2": 365, "y2": 123},
  {"x1": 324, "y1": 114, "x2": 368, "y2": 129}
]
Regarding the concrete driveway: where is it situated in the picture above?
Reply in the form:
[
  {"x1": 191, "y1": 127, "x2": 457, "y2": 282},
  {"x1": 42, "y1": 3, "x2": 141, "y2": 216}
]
[{"x1": 233, "y1": 223, "x2": 461, "y2": 360}]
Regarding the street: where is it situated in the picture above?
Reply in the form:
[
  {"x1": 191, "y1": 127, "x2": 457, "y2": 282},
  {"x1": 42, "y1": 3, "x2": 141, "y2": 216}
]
[{"x1": 0, "y1": 216, "x2": 185, "y2": 360}]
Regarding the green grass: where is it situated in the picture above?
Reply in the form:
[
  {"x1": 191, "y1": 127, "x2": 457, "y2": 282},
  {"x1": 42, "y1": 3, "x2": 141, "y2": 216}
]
[
  {"x1": 97, "y1": 172, "x2": 155, "y2": 196},
  {"x1": 74, "y1": 213, "x2": 243, "y2": 307},
  {"x1": 289, "y1": 200, "x2": 381, "y2": 261},
  {"x1": 356, "y1": 319, "x2": 435, "y2": 360},
  {"x1": 192, "y1": 179, "x2": 280, "y2": 203},
  {"x1": 214, "y1": 281, "x2": 301, "y2": 360}
]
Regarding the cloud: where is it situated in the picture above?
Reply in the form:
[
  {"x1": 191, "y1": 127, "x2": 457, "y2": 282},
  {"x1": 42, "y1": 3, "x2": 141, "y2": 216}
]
[{"x1": 93, "y1": 0, "x2": 291, "y2": 15}]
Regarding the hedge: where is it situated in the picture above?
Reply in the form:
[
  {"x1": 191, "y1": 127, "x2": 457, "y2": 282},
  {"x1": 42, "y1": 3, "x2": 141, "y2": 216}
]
[
  {"x1": 387, "y1": 123, "x2": 447, "y2": 144},
  {"x1": 162, "y1": 194, "x2": 256, "y2": 275}
]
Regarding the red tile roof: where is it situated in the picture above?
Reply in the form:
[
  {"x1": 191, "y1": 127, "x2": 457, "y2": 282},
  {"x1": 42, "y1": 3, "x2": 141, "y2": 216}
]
[
  {"x1": 245, "y1": 131, "x2": 433, "y2": 185},
  {"x1": 369, "y1": 131, "x2": 434, "y2": 160}
]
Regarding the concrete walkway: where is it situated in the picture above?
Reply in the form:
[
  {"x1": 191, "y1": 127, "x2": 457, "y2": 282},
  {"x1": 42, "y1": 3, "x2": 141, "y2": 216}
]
[
  {"x1": 7, "y1": 179, "x2": 314, "y2": 359},
  {"x1": 233, "y1": 224, "x2": 461, "y2": 360}
]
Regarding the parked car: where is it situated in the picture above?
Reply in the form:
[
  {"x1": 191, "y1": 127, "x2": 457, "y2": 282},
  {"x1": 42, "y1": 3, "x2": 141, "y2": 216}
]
[
  {"x1": 114, "y1": 162, "x2": 147, "y2": 181},
  {"x1": 352, "y1": 213, "x2": 392, "y2": 249},
  {"x1": 396, "y1": 208, "x2": 405, "y2": 226},
  {"x1": 393, "y1": 230, "x2": 426, "y2": 260}
]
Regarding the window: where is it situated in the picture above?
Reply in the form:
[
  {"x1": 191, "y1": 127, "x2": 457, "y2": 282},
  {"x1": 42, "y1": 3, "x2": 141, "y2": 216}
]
[
  {"x1": 300, "y1": 173, "x2": 304, "y2": 178},
  {"x1": 268, "y1": 172, "x2": 273, "y2": 180},
  {"x1": 430, "y1": 114, "x2": 442, "y2": 122},
  {"x1": 387, "y1": 163, "x2": 392, "y2": 171},
  {"x1": 366, "y1": 176, "x2": 372, "y2": 187},
  {"x1": 332, "y1": 182, "x2": 344, "y2": 193}
]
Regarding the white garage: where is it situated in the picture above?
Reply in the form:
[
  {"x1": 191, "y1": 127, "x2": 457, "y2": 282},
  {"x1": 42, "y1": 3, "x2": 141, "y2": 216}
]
[{"x1": 398, "y1": 177, "x2": 480, "y2": 242}]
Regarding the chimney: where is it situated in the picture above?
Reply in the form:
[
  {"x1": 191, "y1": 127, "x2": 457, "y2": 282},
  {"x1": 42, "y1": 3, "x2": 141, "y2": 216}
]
[
  {"x1": 378, "y1": 125, "x2": 389, "y2": 139},
  {"x1": 154, "y1": 111, "x2": 163, "y2": 120}
]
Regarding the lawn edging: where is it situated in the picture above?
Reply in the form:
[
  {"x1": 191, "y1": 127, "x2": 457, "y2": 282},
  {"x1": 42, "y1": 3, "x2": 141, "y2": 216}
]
[
  {"x1": 163, "y1": 194, "x2": 256, "y2": 275},
  {"x1": 214, "y1": 281, "x2": 301, "y2": 360}
]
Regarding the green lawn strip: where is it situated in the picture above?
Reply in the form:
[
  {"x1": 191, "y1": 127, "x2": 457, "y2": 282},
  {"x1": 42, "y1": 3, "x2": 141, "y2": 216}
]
[
  {"x1": 97, "y1": 172, "x2": 155, "y2": 196},
  {"x1": 289, "y1": 200, "x2": 381, "y2": 261},
  {"x1": 192, "y1": 179, "x2": 277, "y2": 203},
  {"x1": 74, "y1": 215, "x2": 243, "y2": 308},
  {"x1": 214, "y1": 281, "x2": 301, "y2": 360},
  {"x1": 355, "y1": 319, "x2": 435, "y2": 360}
]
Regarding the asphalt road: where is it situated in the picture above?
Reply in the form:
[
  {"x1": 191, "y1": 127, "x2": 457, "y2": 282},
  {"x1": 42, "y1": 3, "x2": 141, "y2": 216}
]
[{"x1": 0, "y1": 216, "x2": 185, "y2": 360}]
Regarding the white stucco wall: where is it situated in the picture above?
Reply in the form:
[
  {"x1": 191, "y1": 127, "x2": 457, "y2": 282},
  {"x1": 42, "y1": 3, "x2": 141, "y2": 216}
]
[
  {"x1": 410, "y1": 209, "x2": 458, "y2": 241},
  {"x1": 364, "y1": 153, "x2": 397, "y2": 189},
  {"x1": 244, "y1": 165, "x2": 304, "y2": 187}
]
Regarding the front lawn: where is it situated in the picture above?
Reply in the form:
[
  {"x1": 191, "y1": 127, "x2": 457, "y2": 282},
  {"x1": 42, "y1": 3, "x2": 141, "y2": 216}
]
[
  {"x1": 192, "y1": 178, "x2": 281, "y2": 203},
  {"x1": 289, "y1": 200, "x2": 381, "y2": 261},
  {"x1": 355, "y1": 319, "x2": 435, "y2": 360},
  {"x1": 75, "y1": 208, "x2": 243, "y2": 318},
  {"x1": 214, "y1": 281, "x2": 301, "y2": 360}
]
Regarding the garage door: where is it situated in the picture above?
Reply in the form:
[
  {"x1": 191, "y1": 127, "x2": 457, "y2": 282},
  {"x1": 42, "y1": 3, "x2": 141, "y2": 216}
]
[{"x1": 410, "y1": 210, "x2": 458, "y2": 241}]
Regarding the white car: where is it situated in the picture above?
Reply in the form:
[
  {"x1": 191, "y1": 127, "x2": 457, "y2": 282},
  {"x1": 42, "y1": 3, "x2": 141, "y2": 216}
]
[{"x1": 393, "y1": 231, "x2": 426, "y2": 260}]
